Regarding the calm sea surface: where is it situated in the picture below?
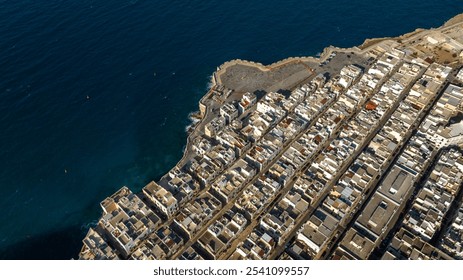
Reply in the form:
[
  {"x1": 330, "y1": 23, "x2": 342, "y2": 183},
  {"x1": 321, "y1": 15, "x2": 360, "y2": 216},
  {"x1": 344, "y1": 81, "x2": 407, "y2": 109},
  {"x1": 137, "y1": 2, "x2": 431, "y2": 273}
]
[{"x1": 0, "y1": 0, "x2": 461, "y2": 259}]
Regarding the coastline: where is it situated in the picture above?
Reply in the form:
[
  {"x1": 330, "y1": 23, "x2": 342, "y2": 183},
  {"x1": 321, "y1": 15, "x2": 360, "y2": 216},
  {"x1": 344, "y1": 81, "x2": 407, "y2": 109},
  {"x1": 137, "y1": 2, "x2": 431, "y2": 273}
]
[
  {"x1": 213, "y1": 12, "x2": 463, "y2": 89},
  {"x1": 78, "y1": 12, "x2": 463, "y2": 260},
  {"x1": 126, "y1": 11, "x2": 463, "y2": 219}
]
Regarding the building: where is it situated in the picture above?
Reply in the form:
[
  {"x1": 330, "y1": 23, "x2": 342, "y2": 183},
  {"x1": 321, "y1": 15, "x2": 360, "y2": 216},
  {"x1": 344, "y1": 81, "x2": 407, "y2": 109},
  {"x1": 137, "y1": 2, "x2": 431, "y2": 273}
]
[{"x1": 143, "y1": 181, "x2": 178, "y2": 218}]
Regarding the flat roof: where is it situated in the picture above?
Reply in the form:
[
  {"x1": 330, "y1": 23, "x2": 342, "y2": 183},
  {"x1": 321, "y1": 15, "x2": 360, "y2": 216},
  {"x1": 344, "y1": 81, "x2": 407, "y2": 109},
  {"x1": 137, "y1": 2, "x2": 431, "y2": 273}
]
[
  {"x1": 377, "y1": 166, "x2": 414, "y2": 204},
  {"x1": 356, "y1": 193, "x2": 399, "y2": 237},
  {"x1": 339, "y1": 228, "x2": 376, "y2": 259}
]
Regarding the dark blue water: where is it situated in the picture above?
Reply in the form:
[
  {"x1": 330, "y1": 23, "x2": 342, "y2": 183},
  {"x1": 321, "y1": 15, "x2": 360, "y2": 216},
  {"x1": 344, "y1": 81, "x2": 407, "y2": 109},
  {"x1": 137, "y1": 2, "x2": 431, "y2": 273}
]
[{"x1": 0, "y1": 0, "x2": 460, "y2": 259}]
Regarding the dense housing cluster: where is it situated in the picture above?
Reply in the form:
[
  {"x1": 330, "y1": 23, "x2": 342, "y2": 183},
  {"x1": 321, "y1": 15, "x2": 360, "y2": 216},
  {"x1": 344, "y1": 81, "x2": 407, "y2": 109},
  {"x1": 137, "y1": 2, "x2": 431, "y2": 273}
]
[{"x1": 80, "y1": 19, "x2": 463, "y2": 260}]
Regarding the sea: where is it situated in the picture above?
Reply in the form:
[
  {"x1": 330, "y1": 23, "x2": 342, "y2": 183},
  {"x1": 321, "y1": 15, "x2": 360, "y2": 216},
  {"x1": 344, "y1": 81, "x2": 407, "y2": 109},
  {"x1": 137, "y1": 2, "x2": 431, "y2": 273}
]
[{"x1": 0, "y1": 0, "x2": 461, "y2": 259}]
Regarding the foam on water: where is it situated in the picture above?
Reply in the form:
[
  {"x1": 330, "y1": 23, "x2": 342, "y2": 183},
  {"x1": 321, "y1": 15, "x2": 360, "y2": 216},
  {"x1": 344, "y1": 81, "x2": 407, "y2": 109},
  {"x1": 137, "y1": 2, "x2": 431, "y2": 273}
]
[{"x1": 0, "y1": 0, "x2": 460, "y2": 259}]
